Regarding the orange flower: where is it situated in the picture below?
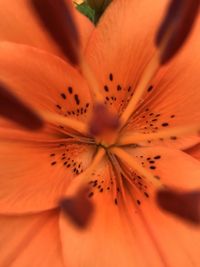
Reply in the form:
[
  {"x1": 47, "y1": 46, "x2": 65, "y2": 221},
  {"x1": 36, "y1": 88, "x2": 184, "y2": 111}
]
[{"x1": 0, "y1": 0, "x2": 200, "y2": 267}]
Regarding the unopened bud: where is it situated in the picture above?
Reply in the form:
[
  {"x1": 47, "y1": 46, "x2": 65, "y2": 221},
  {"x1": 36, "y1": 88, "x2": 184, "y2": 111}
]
[
  {"x1": 87, "y1": 0, "x2": 111, "y2": 10},
  {"x1": 87, "y1": 0, "x2": 112, "y2": 23}
]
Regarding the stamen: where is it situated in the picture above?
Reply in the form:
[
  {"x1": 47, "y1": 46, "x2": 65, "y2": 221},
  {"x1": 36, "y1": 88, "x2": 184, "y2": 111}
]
[
  {"x1": 60, "y1": 147, "x2": 105, "y2": 228},
  {"x1": 156, "y1": 0, "x2": 200, "y2": 64},
  {"x1": 39, "y1": 110, "x2": 88, "y2": 134},
  {"x1": 0, "y1": 82, "x2": 43, "y2": 130},
  {"x1": 118, "y1": 124, "x2": 200, "y2": 145},
  {"x1": 31, "y1": 0, "x2": 80, "y2": 65},
  {"x1": 157, "y1": 189, "x2": 200, "y2": 225},
  {"x1": 111, "y1": 147, "x2": 162, "y2": 188}
]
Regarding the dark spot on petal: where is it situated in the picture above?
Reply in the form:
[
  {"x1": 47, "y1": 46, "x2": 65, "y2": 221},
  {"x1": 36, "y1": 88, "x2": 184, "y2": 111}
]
[
  {"x1": 60, "y1": 93, "x2": 66, "y2": 99},
  {"x1": 170, "y1": 136, "x2": 177, "y2": 140},
  {"x1": 154, "y1": 155, "x2": 161, "y2": 160},
  {"x1": 150, "y1": 166, "x2": 156, "y2": 170},
  {"x1": 68, "y1": 86, "x2": 73, "y2": 94},
  {"x1": 56, "y1": 104, "x2": 61, "y2": 109},
  {"x1": 147, "y1": 85, "x2": 153, "y2": 92},
  {"x1": 162, "y1": 122, "x2": 169, "y2": 127},
  {"x1": 117, "y1": 85, "x2": 122, "y2": 91},
  {"x1": 137, "y1": 200, "x2": 141, "y2": 205},
  {"x1": 74, "y1": 94, "x2": 80, "y2": 105},
  {"x1": 104, "y1": 85, "x2": 109, "y2": 92}
]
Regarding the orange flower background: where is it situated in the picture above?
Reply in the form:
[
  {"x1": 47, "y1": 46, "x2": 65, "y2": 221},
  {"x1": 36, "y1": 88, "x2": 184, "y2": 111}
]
[{"x1": 0, "y1": 0, "x2": 200, "y2": 267}]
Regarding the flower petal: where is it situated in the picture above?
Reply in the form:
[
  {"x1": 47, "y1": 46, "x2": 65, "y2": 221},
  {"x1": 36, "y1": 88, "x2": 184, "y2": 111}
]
[
  {"x1": 60, "y1": 147, "x2": 200, "y2": 267},
  {"x1": 125, "y1": 15, "x2": 200, "y2": 150},
  {"x1": 0, "y1": 0, "x2": 94, "y2": 57},
  {"x1": 0, "y1": 42, "x2": 92, "y2": 125},
  {"x1": 0, "y1": 141, "x2": 95, "y2": 214},
  {"x1": 0, "y1": 42, "x2": 95, "y2": 214},
  {"x1": 60, "y1": 193, "x2": 166, "y2": 267},
  {"x1": 85, "y1": 0, "x2": 168, "y2": 113},
  {"x1": 0, "y1": 209, "x2": 64, "y2": 267},
  {"x1": 59, "y1": 159, "x2": 162, "y2": 267},
  {"x1": 126, "y1": 146, "x2": 200, "y2": 190}
]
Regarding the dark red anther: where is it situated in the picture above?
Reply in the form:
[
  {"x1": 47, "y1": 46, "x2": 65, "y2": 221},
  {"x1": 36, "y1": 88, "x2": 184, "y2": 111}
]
[
  {"x1": 156, "y1": 0, "x2": 200, "y2": 64},
  {"x1": 60, "y1": 186, "x2": 94, "y2": 229},
  {"x1": 156, "y1": 189, "x2": 200, "y2": 225},
  {"x1": 0, "y1": 83, "x2": 43, "y2": 130},
  {"x1": 31, "y1": 0, "x2": 80, "y2": 65}
]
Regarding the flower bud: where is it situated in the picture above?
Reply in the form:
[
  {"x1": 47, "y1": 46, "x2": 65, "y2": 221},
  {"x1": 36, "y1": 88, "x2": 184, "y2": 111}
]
[{"x1": 87, "y1": 0, "x2": 112, "y2": 18}]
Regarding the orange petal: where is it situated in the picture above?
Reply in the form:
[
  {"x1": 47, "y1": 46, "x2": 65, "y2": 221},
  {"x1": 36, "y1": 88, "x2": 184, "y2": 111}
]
[
  {"x1": 60, "y1": 148, "x2": 200, "y2": 266},
  {"x1": 0, "y1": 42, "x2": 92, "y2": 126},
  {"x1": 0, "y1": 42, "x2": 96, "y2": 214},
  {"x1": 124, "y1": 190, "x2": 200, "y2": 267},
  {"x1": 59, "y1": 158, "x2": 164, "y2": 267},
  {"x1": 85, "y1": 0, "x2": 168, "y2": 114},
  {"x1": 0, "y1": 141, "x2": 95, "y2": 214},
  {"x1": 0, "y1": 210, "x2": 64, "y2": 267},
  {"x1": 60, "y1": 193, "x2": 166, "y2": 267},
  {"x1": 0, "y1": 0, "x2": 94, "y2": 58},
  {"x1": 125, "y1": 146, "x2": 200, "y2": 190},
  {"x1": 125, "y1": 15, "x2": 200, "y2": 150}
]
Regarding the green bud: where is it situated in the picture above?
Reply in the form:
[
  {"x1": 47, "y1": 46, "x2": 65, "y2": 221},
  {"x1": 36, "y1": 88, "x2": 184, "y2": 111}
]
[
  {"x1": 86, "y1": 0, "x2": 112, "y2": 23},
  {"x1": 87, "y1": 0, "x2": 111, "y2": 10}
]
